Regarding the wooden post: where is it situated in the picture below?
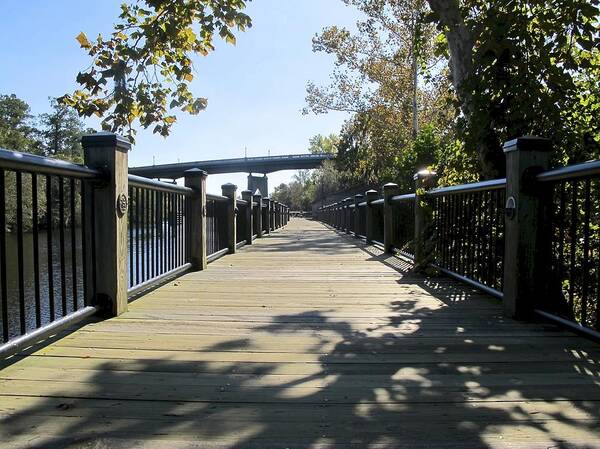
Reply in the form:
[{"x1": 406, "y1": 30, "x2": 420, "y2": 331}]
[
  {"x1": 184, "y1": 168, "x2": 207, "y2": 271},
  {"x1": 264, "y1": 198, "x2": 271, "y2": 234},
  {"x1": 503, "y1": 136, "x2": 552, "y2": 319},
  {"x1": 241, "y1": 190, "x2": 254, "y2": 244},
  {"x1": 221, "y1": 183, "x2": 237, "y2": 254},
  {"x1": 82, "y1": 132, "x2": 130, "y2": 317},
  {"x1": 253, "y1": 192, "x2": 263, "y2": 238},
  {"x1": 365, "y1": 189, "x2": 378, "y2": 244},
  {"x1": 383, "y1": 183, "x2": 400, "y2": 253},
  {"x1": 414, "y1": 169, "x2": 437, "y2": 269}
]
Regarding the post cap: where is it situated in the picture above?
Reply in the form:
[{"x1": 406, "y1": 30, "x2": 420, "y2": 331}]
[
  {"x1": 365, "y1": 189, "x2": 378, "y2": 196},
  {"x1": 354, "y1": 193, "x2": 364, "y2": 199},
  {"x1": 503, "y1": 136, "x2": 552, "y2": 153},
  {"x1": 221, "y1": 183, "x2": 237, "y2": 191},
  {"x1": 413, "y1": 169, "x2": 437, "y2": 181},
  {"x1": 383, "y1": 182, "x2": 399, "y2": 190},
  {"x1": 81, "y1": 132, "x2": 131, "y2": 152},
  {"x1": 184, "y1": 168, "x2": 207, "y2": 177}
]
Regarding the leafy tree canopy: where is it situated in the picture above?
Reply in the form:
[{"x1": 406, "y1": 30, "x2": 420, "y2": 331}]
[
  {"x1": 0, "y1": 94, "x2": 37, "y2": 152},
  {"x1": 61, "y1": 0, "x2": 252, "y2": 141}
]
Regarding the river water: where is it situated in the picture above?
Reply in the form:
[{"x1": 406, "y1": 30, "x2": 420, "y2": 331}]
[{"x1": 0, "y1": 226, "x2": 183, "y2": 341}]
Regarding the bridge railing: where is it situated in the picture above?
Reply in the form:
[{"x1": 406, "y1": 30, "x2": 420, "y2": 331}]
[
  {"x1": 319, "y1": 136, "x2": 599, "y2": 340},
  {"x1": 0, "y1": 133, "x2": 290, "y2": 357}
]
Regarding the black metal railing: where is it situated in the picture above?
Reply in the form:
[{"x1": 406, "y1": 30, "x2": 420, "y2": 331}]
[
  {"x1": 356, "y1": 203, "x2": 367, "y2": 237},
  {"x1": 236, "y1": 200, "x2": 248, "y2": 245},
  {"x1": 536, "y1": 160, "x2": 600, "y2": 331},
  {"x1": 261, "y1": 203, "x2": 269, "y2": 233},
  {"x1": 371, "y1": 199, "x2": 385, "y2": 244},
  {"x1": 252, "y1": 202, "x2": 260, "y2": 237},
  {"x1": 390, "y1": 194, "x2": 415, "y2": 259},
  {"x1": 126, "y1": 175, "x2": 191, "y2": 295},
  {"x1": 207, "y1": 194, "x2": 229, "y2": 257},
  {"x1": 0, "y1": 148, "x2": 101, "y2": 344},
  {"x1": 428, "y1": 179, "x2": 506, "y2": 297}
]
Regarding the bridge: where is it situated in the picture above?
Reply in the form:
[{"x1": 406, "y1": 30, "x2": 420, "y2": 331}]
[
  {"x1": 0, "y1": 134, "x2": 599, "y2": 448},
  {"x1": 129, "y1": 153, "x2": 334, "y2": 196}
]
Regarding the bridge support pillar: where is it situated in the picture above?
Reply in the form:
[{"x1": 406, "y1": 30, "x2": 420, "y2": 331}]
[
  {"x1": 241, "y1": 190, "x2": 254, "y2": 244},
  {"x1": 222, "y1": 183, "x2": 237, "y2": 254},
  {"x1": 502, "y1": 136, "x2": 552, "y2": 320},
  {"x1": 248, "y1": 174, "x2": 268, "y2": 197},
  {"x1": 82, "y1": 133, "x2": 131, "y2": 317},
  {"x1": 365, "y1": 190, "x2": 378, "y2": 244},
  {"x1": 253, "y1": 192, "x2": 263, "y2": 237},
  {"x1": 383, "y1": 183, "x2": 400, "y2": 252},
  {"x1": 185, "y1": 168, "x2": 208, "y2": 271},
  {"x1": 414, "y1": 170, "x2": 437, "y2": 270}
]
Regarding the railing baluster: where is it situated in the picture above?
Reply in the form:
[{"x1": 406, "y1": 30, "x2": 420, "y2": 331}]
[
  {"x1": 569, "y1": 181, "x2": 578, "y2": 310},
  {"x1": 0, "y1": 169, "x2": 8, "y2": 342},
  {"x1": 70, "y1": 178, "x2": 78, "y2": 311},
  {"x1": 581, "y1": 178, "x2": 591, "y2": 326},
  {"x1": 58, "y1": 176, "x2": 67, "y2": 316},
  {"x1": 46, "y1": 175, "x2": 55, "y2": 321},
  {"x1": 31, "y1": 173, "x2": 41, "y2": 328},
  {"x1": 16, "y1": 172, "x2": 26, "y2": 333}
]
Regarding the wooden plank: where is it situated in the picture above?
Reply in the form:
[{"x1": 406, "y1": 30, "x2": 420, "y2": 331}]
[{"x1": 1, "y1": 218, "x2": 599, "y2": 449}]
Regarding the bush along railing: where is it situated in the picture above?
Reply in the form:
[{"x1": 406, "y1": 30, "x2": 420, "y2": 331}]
[
  {"x1": 0, "y1": 133, "x2": 290, "y2": 357},
  {"x1": 319, "y1": 136, "x2": 599, "y2": 339}
]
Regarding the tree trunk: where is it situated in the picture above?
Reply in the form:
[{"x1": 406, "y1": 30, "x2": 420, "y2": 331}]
[{"x1": 426, "y1": 0, "x2": 505, "y2": 178}]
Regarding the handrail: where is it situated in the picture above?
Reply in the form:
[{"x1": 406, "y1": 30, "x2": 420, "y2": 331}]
[
  {"x1": 0, "y1": 147, "x2": 102, "y2": 179},
  {"x1": 536, "y1": 159, "x2": 600, "y2": 182},
  {"x1": 207, "y1": 193, "x2": 228, "y2": 202},
  {"x1": 371, "y1": 198, "x2": 384, "y2": 206},
  {"x1": 390, "y1": 193, "x2": 415, "y2": 204},
  {"x1": 427, "y1": 178, "x2": 506, "y2": 196},
  {"x1": 128, "y1": 174, "x2": 193, "y2": 195}
]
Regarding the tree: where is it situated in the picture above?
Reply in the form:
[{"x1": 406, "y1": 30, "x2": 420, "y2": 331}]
[
  {"x1": 0, "y1": 94, "x2": 38, "y2": 152},
  {"x1": 308, "y1": 134, "x2": 339, "y2": 155},
  {"x1": 426, "y1": 0, "x2": 600, "y2": 176},
  {"x1": 61, "y1": 0, "x2": 252, "y2": 141},
  {"x1": 305, "y1": 0, "x2": 455, "y2": 189},
  {"x1": 37, "y1": 98, "x2": 89, "y2": 162}
]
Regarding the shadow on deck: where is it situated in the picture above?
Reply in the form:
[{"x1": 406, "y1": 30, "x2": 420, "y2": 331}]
[{"x1": 1, "y1": 219, "x2": 599, "y2": 448}]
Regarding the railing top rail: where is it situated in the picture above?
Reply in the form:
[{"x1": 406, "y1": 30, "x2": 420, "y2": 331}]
[
  {"x1": 427, "y1": 178, "x2": 506, "y2": 197},
  {"x1": 128, "y1": 174, "x2": 193, "y2": 195},
  {"x1": 236, "y1": 199, "x2": 248, "y2": 206},
  {"x1": 371, "y1": 198, "x2": 385, "y2": 206},
  {"x1": 390, "y1": 193, "x2": 416, "y2": 204},
  {"x1": 207, "y1": 193, "x2": 229, "y2": 202},
  {"x1": 536, "y1": 159, "x2": 600, "y2": 182},
  {"x1": 0, "y1": 147, "x2": 102, "y2": 179}
]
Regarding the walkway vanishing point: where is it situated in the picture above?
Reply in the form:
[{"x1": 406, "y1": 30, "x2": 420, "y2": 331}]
[{"x1": 1, "y1": 219, "x2": 599, "y2": 449}]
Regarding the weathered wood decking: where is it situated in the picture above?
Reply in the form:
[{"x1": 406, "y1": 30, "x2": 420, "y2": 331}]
[{"x1": 1, "y1": 218, "x2": 599, "y2": 448}]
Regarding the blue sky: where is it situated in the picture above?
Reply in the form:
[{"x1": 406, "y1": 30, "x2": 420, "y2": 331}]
[{"x1": 0, "y1": 0, "x2": 359, "y2": 194}]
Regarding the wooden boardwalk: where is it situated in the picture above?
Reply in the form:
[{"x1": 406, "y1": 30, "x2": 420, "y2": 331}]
[{"x1": 1, "y1": 218, "x2": 599, "y2": 448}]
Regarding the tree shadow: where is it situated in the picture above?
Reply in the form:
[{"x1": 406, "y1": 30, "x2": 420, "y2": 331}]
[{"x1": 1, "y1": 227, "x2": 600, "y2": 448}]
